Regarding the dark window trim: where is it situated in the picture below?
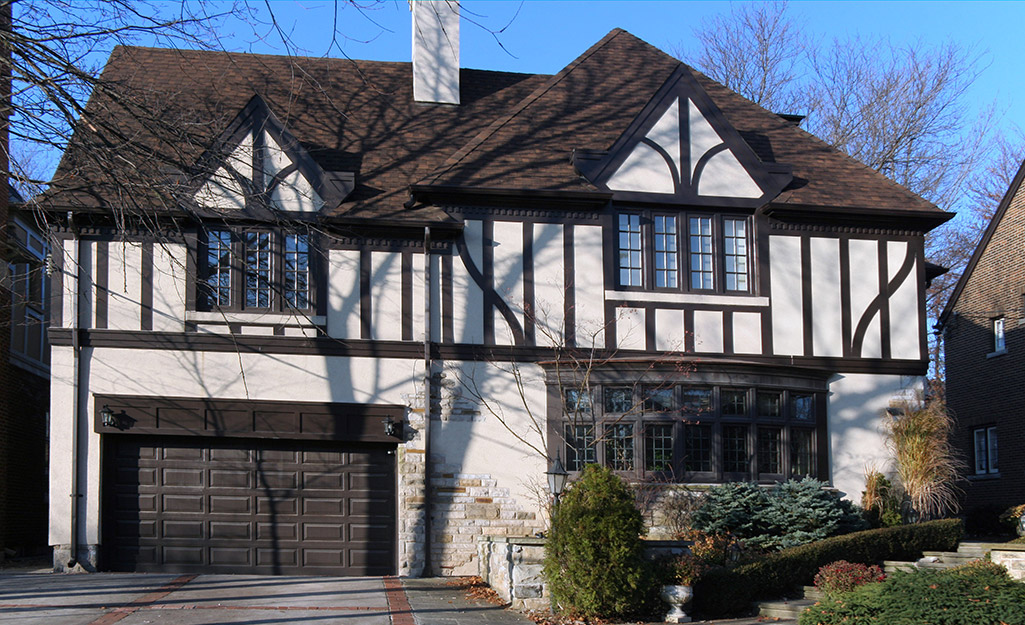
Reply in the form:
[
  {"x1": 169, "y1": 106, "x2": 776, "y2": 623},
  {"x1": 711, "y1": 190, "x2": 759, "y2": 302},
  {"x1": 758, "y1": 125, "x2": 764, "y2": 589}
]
[
  {"x1": 558, "y1": 381, "x2": 820, "y2": 483},
  {"x1": 195, "y1": 225, "x2": 321, "y2": 315},
  {"x1": 612, "y1": 209, "x2": 753, "y2": 295}
]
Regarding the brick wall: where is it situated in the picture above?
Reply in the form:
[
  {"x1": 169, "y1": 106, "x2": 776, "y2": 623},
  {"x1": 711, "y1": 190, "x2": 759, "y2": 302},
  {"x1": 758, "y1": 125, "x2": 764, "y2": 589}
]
[{"x1": 945, "y1": 178, "x2": 1025, "y2": 514}]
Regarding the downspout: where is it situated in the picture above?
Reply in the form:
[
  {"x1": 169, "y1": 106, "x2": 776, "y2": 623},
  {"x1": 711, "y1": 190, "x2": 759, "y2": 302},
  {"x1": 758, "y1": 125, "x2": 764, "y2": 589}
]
[
  {"x1": 422, "y1": 225, "x2": 432, "y2": 575},
  {"x1": 67, "y1": 212, "x2": 81, "y2": 568}
]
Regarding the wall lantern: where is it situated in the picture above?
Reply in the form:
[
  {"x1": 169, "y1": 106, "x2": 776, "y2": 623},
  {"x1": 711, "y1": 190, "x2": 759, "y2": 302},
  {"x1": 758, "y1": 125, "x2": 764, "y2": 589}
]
[
  {"x1": 100, "y1": 405, "x2": 118, "y2": 428},
  {"x1": 383, "y1": 416, "x2": 402, "y2": 438},
  {"x1": 546, "y1": 454, "x2": 568, "y2": 504}
]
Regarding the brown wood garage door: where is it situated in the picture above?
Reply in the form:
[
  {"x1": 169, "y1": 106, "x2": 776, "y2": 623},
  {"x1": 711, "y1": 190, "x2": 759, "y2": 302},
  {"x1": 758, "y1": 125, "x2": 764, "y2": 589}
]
[{"x1": 102, "y1": 436, "x2": 396, "y2": 575}]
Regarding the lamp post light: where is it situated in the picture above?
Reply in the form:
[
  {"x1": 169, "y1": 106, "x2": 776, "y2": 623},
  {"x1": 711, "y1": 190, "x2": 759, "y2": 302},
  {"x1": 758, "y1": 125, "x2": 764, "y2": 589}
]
[{"x1": 546, "y1": 454, "x2": 568, "y2": 506}]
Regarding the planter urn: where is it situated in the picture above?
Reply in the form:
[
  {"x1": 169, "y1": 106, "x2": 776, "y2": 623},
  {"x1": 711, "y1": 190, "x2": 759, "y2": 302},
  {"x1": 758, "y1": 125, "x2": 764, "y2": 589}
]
[{"x1": 660, "y1": 584, "x2": 693, "y2": 623}]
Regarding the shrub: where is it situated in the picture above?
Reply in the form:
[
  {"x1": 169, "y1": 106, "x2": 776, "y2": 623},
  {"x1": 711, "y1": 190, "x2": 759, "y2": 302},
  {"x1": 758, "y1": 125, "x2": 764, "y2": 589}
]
[
  {"x1": 542, "y1": 465, "x2": 652, "y2": 618},
  {"x1": 692, "y1": 518, "x2": 963, "y2": 617},
  {"x1": 861, "y1": 470, "x2": 903, "y2": 528},
  {"x1": 813, "y1": 560, "x2": 885, "y2": 596},
  {"x1": 691, "y1": 478, "x2": 867, "y2": 551},
  {"x1": 998, "y1": 504, "x2": 1025, "y2": 534},
  {"x1": 884, "y1": 400, "x2": 963, "y2": 521},
  {"x1": 799, "y1": 560, "x2": 1025, "y2": 625},
  {"x1": 690, "y1": 481, "x2": 768, "y2": 538}
]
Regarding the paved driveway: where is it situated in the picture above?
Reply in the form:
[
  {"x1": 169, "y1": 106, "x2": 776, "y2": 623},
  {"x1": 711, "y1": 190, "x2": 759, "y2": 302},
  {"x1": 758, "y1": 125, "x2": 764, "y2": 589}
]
[{"x1": 0, "y1": 571, "x2": 533, "y2": 625}]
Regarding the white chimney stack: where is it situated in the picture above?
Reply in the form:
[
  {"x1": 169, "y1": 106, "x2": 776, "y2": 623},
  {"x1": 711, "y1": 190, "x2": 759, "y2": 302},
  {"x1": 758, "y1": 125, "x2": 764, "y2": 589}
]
[{"x1": 411, "y1": 0, "x2": 460, "y2": 105}]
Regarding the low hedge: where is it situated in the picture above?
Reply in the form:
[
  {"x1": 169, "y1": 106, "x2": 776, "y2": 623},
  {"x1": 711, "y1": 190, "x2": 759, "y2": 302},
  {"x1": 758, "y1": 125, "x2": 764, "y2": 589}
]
[
  {"x1": 692, "y1": 518, "x2": 963, "y2": 617},
  {"x1": 798, "y1": 560, "x2": 1025, "y2": 625}
]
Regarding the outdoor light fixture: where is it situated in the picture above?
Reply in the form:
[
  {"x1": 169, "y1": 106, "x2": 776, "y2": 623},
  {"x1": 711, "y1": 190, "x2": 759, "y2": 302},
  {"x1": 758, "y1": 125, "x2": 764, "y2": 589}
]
[
  {"x1": 546, "y1": 454, "x2": 568, "y2": 503},
  {"x1": 383, "y1": 416, "x2": 401, "y2": 438},
  {"x1": 100, "y1": 405, "x2": 118, "y2": 428}
]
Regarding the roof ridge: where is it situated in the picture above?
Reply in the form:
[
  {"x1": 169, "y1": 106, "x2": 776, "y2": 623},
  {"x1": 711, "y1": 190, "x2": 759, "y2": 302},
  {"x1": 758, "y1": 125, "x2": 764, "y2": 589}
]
[
  {"x1": 938, "y1": 157, "x2": 1025, "y2": 327},
  {"x1": 424, "y1": 28, "x2": 630, "y2": 183}
]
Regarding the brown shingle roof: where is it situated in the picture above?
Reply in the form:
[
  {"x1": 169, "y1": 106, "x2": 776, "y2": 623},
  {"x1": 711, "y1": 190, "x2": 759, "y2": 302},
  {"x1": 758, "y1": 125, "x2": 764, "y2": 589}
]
[{"x1": 47, "y1": 29, "x2": 945, "y2": 222}]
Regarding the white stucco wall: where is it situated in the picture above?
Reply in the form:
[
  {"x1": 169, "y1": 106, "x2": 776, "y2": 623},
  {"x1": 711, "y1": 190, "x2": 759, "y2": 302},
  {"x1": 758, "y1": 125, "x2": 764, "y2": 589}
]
[{"x1": 827, "y1": 372, "x2": 923, "y2": 499}]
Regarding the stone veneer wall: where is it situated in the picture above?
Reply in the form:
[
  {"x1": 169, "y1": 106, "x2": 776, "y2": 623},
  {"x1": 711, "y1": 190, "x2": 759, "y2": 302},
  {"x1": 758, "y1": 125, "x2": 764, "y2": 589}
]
[
  {"x1": 398, "y1": 372, "x2": 545, "y2": 576},
  {"x1": 990, "y1": 545, "x2": 1025, "y2": 581}
]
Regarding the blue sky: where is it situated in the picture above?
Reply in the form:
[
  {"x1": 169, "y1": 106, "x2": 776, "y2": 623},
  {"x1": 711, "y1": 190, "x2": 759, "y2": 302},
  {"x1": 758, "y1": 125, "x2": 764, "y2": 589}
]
[{"x1": 237, "y1": 1, "x2": 1025, "y2": 137}]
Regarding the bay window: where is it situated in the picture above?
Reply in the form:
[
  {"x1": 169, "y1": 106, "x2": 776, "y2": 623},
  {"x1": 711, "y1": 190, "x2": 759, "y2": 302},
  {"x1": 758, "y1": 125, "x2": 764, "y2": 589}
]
[{"x1": 559, "y1": 382, "x2": 822, "y2": 482}]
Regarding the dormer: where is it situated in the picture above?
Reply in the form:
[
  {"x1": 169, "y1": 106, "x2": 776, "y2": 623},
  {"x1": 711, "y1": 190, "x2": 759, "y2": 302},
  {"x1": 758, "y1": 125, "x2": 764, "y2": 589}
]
[
  {"x1": 573, "y1": 65, "x2": 792, "y2": 208},
  {"x1": 190, "y1": 95, "x2": 354, "y2": 218}
]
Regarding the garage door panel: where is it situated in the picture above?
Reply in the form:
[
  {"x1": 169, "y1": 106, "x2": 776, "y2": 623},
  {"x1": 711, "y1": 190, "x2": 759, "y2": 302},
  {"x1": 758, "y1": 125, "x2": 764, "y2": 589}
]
[
  {"x1": 209, "y1": 495, "x2": 251, "y2": 514},
  {"x1": 103, "y1": 436, "x2": 396, "y2": 576},
  {"x1": 163, "y1": 447, "x2": 204, "y2": 460},
  {"x1": 162, "y1": 468, "x2": 204, "y2": 487},
  {"x1": 163, "y1": 520, "x2": 204, "y2": 539},
  {"x1": 210, "y1": 469, "x2": 250, "y2": 488},
  {"x1": 258, "y1": 522, "x2": 297, "y2": 540},
  {"x1": 163, "y1": 494, "x2": 204, "y2": 513}
]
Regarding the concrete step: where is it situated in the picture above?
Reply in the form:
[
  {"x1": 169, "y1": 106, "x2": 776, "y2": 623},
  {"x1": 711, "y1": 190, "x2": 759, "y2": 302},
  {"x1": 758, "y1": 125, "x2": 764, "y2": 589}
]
[
  {"x1": 884, "y1": 560, "x2": 917, "y2": 574},
  {"x1": 758, "y1": 598, "x2": 816, "y2": 620},
  {"x1": 802, "y1": 585, "x2": 825, "y2": 602},
  {"x1": 922, "y1": 551, "x2": 978, "y2": 561}
]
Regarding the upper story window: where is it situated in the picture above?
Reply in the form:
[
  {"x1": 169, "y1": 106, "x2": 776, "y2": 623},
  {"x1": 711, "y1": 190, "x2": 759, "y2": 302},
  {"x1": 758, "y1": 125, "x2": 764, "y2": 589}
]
[
  {"x1": 198, "y1": 227, "x2": 314, "y2": 313},
  {"x1": 993, "y1": 317, "x2": 1006, "y2": 353},
  {"x1": 8, "y1": 218, "x2": 49, "y2": 371},
  {"x1": 616, "y1": 210, "x2": 751, "y2": 294}
]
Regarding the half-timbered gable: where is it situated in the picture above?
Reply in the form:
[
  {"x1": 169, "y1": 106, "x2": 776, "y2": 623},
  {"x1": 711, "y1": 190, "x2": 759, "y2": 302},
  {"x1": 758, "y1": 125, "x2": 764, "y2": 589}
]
[{"x1": 41, "y1": 5, "x2": 949, "y2": 578}]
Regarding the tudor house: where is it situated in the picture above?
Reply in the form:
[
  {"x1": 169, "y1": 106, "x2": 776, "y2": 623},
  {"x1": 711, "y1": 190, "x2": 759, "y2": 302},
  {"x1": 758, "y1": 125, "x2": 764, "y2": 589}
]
[
  {"x1": 939, "y1": 159, "x2": 1025, "y2": 514},
  {"x1": 42, "y1": 3, "x2": 950, "y2": 576}
]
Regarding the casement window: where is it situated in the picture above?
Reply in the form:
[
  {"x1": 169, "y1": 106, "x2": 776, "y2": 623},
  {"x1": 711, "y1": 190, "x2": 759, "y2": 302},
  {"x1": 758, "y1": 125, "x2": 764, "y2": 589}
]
[
  {"x1": 615, "y1": 210, "x2": 751, "y2": 293},
  {"x1": 198, "y1": 227, "x2": 314, "y2": 312},
  {"x1": 8, "y1": 218, "x2": 49, "y2": 370},
  {"x1": 993, "y1": 317, "x2": 1006, "y2": 353},
  {"x1": 974, "y1": 426, "x2": 998, "y2": 475},
  {"x1": 560, "y1": 384, "x2": 820, "y2": 482}
]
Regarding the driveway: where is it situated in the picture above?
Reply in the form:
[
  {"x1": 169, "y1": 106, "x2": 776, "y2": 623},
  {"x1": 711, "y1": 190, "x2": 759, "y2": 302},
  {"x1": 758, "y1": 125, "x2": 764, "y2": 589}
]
[{"x1": 0, "y1": 569, "x2": 533, "y2": 625}]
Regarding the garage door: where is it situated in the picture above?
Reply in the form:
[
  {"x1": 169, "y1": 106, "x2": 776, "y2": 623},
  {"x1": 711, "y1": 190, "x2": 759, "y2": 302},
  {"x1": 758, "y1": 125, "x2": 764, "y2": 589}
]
[{"x1": 103, "y1": 436, "x2": 396, "y2": 575}]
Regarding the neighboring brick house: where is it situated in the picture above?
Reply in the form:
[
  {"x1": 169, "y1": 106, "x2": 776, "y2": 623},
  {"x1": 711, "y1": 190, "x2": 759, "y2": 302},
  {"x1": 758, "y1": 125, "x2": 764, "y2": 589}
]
[
  {"x1": 0, "y1": 185, "x2": 51, "y2": 558},
  {"x1": 40, "y1": 3, "x2": 948, "y2": 576},
  {"x1": 938, "y1": 159, "x2": 1025, "y2": 514}
]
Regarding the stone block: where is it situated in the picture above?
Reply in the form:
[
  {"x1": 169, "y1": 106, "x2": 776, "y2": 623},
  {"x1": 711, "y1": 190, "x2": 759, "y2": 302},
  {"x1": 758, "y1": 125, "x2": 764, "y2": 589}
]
[
  {"x1": 513, "y1": 584, "x2": 544, "y2": 599},
  {"x1": 513, "y1": 563, "x2": 544, "y2": 585}
]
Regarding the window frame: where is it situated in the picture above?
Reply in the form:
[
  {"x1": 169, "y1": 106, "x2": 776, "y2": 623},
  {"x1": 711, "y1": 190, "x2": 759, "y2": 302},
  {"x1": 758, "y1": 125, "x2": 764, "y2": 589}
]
[
  {"x1": 8, "y1": 217, "x2": 50, "y2": 370},
  {"x1": 613, "y1": 209, "x2": 753, "y2": 295},
  {"x1": 973, "y1": 426, "x2": 998, "y2": 476},
  {"x1": 559, "y1": 382, "x2": 821, "y2": 483},
  {"x1": 992, "y1": 317, "x2": 1006, "y2": 354},
  {"x1": 196, "y1": 226, "x2": 318, "y2": 314}
]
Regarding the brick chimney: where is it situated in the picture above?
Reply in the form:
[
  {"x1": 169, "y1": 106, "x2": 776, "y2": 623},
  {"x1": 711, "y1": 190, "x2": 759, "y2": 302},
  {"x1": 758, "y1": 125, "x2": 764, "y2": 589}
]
[{"x1": 411, "y1": 1, "x2": 460, "y2": 105}]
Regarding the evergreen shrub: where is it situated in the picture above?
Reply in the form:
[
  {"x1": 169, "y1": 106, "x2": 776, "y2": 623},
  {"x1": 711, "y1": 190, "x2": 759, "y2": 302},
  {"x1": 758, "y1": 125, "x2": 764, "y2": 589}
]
[
  {"x1": 542, "y1": 464, "x2": 653, "y2": 618},
  {"x1": 798, "y1": 560, "x2": 1025, "y2": 625},
  {"x1": 691, "y1": 478, "x2": 867, "y2": 551},
  {"x1": 692, "y1": 518, "x2": 963, "y2": 617}
]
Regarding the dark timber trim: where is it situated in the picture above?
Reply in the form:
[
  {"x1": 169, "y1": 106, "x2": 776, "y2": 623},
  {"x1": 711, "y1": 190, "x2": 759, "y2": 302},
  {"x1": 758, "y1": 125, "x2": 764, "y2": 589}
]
[
  {"x1": 878, "y1": 243, "x2": 892, "y2": 359},
  {"x1": 50, "y1": 233, "x2": 64, "y2": 327},
  {"x1": 723, "y1": 310, "x2": 734, "y2": 356},
  {"x1": 564, "y1": 225, "x2": 576, "y2": 347},
  {"x1": 684, "y1": 309, "x2": 696, "y2": 352},
  {"x1": 482, "y1": 220, "x2": 495, "y2": 345},
  {"x1": 442, "y1": 253, "x2": 454, "y2": 343},
  {"x1": 141, "y1": 242, "x2": 153, "y2": 331},
  {"x1": 401, "y1": 252, "x2": 413, "y2": 341},
  {"x1": 801, "y1": 235, "x2": 812, "y2": 356},
  {"x1": 95, "y1": 240, "x2": 109, "y2": 329},
  {"x1": 47, "y1": 327, "x2": 930, "y2": 374},
  {"x1": 93, "y1": 393, "x2": 403, "y2": 443},
  {"x1": 839, "y1": 238, "x2": 852, "y2": 358},
  {"x1": 522, "y1": 221, "x2": 535, "y2": 346},
  {"x1": 360, "y1": 249, "x2": 371, "y2": 340}
]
